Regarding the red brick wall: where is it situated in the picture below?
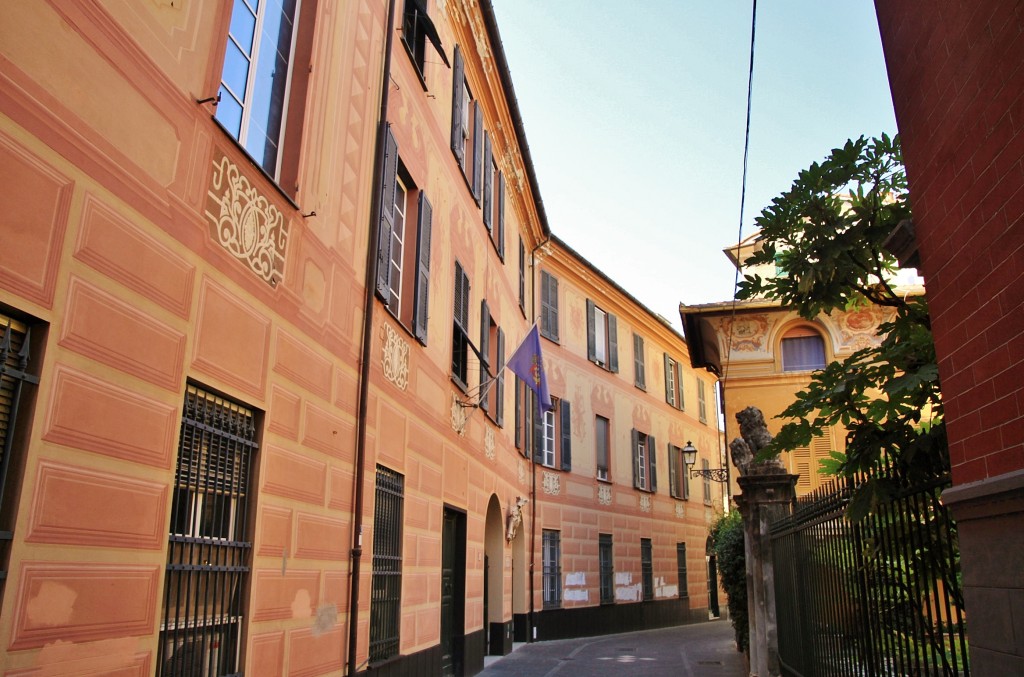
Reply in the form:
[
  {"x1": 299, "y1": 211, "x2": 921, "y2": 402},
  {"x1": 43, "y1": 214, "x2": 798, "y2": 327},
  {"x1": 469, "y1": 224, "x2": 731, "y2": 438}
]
[{"x1": 875, "y1": 2, "x2": 1024, "y2": 485}]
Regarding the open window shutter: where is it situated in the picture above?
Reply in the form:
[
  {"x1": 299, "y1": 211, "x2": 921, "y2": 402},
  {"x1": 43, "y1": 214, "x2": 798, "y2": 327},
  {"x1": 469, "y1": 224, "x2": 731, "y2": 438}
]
[
  {"x1": 669, "y1": 445, "x2": 679, "y2": 498},
  {"x1": 559, "y1": 400, "x2": 571, "y2": 471},
  {"x1": 376, "y1": 126, "x2": 399, "y2": 301},
  {"x1": 677, "y1": 362, "x2": 685, "y2": 410},
  {"x1": 684, "y1": 462, "x2": 691, "y2": 499},
  {"x1": 607, "y1": 313, "x2": 618, "y2": 373},
  {"x1": 649, "y1": 435, "x2": 657, "y2": 492},
  {"x1": 586, "y1": 300, "x2": 597, "y2": 362},
  {"x1": 634, "y1": 334, "x2": 645, "y2": 388},
  {"x1": 496, "y1": 328, "x2": 505, "y2": 426},
  {"x1": 472, "y1": 105, "x2": 484, "y2": 200},
  {"x1": 664, "y1": 354, "x2": 673, "y2": 406},
  {"x1": 518, "y1": 239, "x2": 526, "y2": 310},
  {"x1": 413, "y1": 192, "x2": 432, "y2": 344},
  {"x1": 496, "y1": 172, "x2": 505, "y2": 259},
  {"x1": 514, "y1": 378, "x2": 522, "y2": 450},
  {"x1": 482, "y1": 132, "x2": 493, "y2": 233},
  {"x1": 450, "y1": 46, "x2": 464, "y2": 166},
  {"x1": 532, "y1": 393, "x2": 543, "y2": 463},
  {"x1": 631, "y1": 428, "x2": 641, "y2": 489},
  {"x1": 479, "y1": 300, "x2": 490, "y2": 413}
]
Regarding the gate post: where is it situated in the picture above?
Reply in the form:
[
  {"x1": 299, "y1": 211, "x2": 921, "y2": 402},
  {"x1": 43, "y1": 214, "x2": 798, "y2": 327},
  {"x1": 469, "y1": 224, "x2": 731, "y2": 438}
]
[{"x1": 730, "y1": 407, "x2": 798, "y2": 677}]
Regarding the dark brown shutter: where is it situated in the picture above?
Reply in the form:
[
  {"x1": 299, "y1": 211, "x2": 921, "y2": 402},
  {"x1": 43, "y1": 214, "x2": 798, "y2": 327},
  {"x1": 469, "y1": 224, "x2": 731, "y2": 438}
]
[
  {"x1": 607, "y1": 313, "x2": 618, "y2": 373},
  {"x1": 631, "y1": 428, "x2": 641, "y2": 489},
  {"x1": 376, "y1": 126, "x2": 399, "y2": 301},
  {"x1": 514, "y1": 377, "x2": 522, "y2": 450},
  {"x1": 649, "y1": 435, "x2": 657, "y2": 492},
  {"x1": 541, "y1": 272, "x2": 559, "y2": 341},
  {"x1": 496, "y1": 172, "x2": 505, "y2": 259},
  {"x1": 677, "y1": 362, "x2": 685, "y2": 410},
  {"x1": 532, "y1": 393, "x2": 543, "y2": 463},
  {"x1": 559, "y1": 400, "x2": 571, "y2": 471},
  {"x1": 413, "y1": 192, "x2": 432, "y2": 344},
  {"x1": 482, "y1": 132, "x2": 493, "y2": 233},
  {"x1": 479, "y1": 300, "x2": 490, "y2": 413},
  {"x1": 496, "y1": 328, "x2": 505, "y2": 426},
  {"x1": 668, "y1": 444, "x2": 678, "y2": 498},
  {"x1": 518, "y1": 238, "x2": 525, "y2": 310},
  {"x1": 472, "y1": 104, "x2": 483, "y2": 201},
  {"x1": 664, "y1": 353, "x2": 673, "y2": 405},
  {"x1": 450, "y1": 46, "x2": 464, "y2": 166},
  {"x1": 586, "y1": 300, "x2": 597, "y2": 362},
  {"x1": 634, "y1": 334, "x2": 645, "y2": 389}
]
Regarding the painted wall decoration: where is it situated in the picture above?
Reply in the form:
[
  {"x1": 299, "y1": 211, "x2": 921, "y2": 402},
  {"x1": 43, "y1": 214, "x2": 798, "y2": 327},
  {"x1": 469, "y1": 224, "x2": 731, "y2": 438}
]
[
  {"x1": 381, "y1": 322, "x2": 410, "y2": 390},
  {"x1": 542, "y1": 471, "x2": 560, "y2": 496},
  {"x1": 834, "y1": 305, "x2": 894, "y2": 351},
  {"x1": 206, "y1": 150, "x2": 288, "y2": 285},
  {"x1": 598, "y1": 484, "x2": 612, "y2": 506},
  {"x1": 718, "y1": 314, "x2": 772, "y2": 353}
]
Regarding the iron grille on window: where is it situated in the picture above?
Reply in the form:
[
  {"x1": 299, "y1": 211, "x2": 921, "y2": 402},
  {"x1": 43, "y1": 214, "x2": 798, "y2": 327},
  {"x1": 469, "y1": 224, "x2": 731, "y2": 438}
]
[
  {"x1": 370, "y1": 465, "x2": 405, "y2": 663},
  {"x1": 677, "y1": 543, "x2": 688, "y2": 597},
  {"x1": 0, "y1": 315, "x2": 38, "y2": 589},
  {"x1": 599, "y1": 534, "x2": 614, "y2": 605},
  {"x1": 641, "y1": 538, "x2": 654, "y2": 601},
  {"x1": 542, "y1": 530, "x2": 561, "y2": 608},
  {"x1": 158, "y1": 385, "x2": 257, "y2": 677}
]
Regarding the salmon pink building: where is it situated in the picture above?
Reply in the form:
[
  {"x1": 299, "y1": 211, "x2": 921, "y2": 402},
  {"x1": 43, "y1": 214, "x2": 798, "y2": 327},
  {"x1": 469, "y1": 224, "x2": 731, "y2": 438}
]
[{"x1": 0, "y1": 1, "x2": 723, "y2": 675}]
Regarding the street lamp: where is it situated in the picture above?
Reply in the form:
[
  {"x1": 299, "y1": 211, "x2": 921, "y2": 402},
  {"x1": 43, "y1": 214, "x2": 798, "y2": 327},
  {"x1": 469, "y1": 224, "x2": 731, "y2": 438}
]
[{"x1": 683, "y1": 441, "x2": 729, "y2": 482}]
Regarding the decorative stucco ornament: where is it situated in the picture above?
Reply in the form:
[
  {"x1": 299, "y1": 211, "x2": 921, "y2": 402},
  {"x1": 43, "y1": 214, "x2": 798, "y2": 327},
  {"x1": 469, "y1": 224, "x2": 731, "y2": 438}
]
[
  {"x1": 381, "y1": 323, "x2": 410, "y2": 391},
  {"x1": 542, "y1": 471, "x2": 560, "y2": 495}
]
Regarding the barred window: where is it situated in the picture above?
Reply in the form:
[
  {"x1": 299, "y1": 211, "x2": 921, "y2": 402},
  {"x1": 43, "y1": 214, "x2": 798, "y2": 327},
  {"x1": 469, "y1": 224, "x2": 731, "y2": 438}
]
[
  {"x1": 599, "y1": 534, "x2": 614, "y2": 605},
  {"x1": 641, "y1": 538, "x2": 654, "y2": 601},
  {"x1": 0, "y1": 313, "x2": 40, "y2": 594},
  {"x1": 159, "y1": 385, "x2": 257, "y2": 677},
  {"x1": 677, "y1": 542, "x2": 688, "y2": 598},
  {"x1": 370, "y1": 465, "x2": 405, "y2": 663},
  {"x1": 542, "y1": 530, "x2": 561, "y2": 608}
]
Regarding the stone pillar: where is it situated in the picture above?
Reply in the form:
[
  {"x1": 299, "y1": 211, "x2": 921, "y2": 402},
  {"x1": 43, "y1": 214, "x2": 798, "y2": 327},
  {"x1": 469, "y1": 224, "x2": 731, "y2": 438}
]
[{"x1": 735, "y1": 467, "x2": 798, "y2": 677}]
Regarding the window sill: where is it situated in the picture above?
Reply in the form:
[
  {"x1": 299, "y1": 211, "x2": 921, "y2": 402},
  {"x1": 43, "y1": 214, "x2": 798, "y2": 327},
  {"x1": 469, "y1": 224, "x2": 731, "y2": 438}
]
[
  {"x1": 540, "y1": 332, "x2": 560, "y2": 345},
  {"x1": 451, "y1": 376, "x2": 469, "y2": 394},
  {"x1": 211, "y1": 117, "x2": 300, "y2": 211},
  {"x1": 596, "y1": 476, "x2": 611, "y2": 484}
]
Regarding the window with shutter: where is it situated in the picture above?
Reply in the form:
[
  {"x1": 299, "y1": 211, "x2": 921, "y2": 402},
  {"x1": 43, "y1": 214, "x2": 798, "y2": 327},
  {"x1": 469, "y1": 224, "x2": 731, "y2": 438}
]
[
  {"x1": 451, "y1": 263, "x2": 471, "y2": 388},
  {"x1": 518, "y1": 238, "x2": 526, "y2": 312},
  {"x1": 595, "y1": 416, "x2": 610, "y2": 481},
  {"x1": 400, "y1": 0, "x2": 449, "y2": 83},
  {"x1": 586, "y1": 300, "x2": 618, "y2": 372},
  {"x1": 479, "y1": 301, "x2": 504, "y2": 425},
  {"x1": 631, "y1": 429, "x2": 655, "y2": 492},
  {"x1": 664, "y1": 354, "x2": 684, "y2": 410},
  {"x1": 540, "y1": 271, "x2": 559, "y2": 341},
  {"x1": 633, "y1": 333, "x2": 646, "y2": 390},
  {"x1": 539, "y1": 398, "x2": 571, "y2": 471},
  {"x1": 698, "y1": 379, "x2": 707, "y2": 424}
]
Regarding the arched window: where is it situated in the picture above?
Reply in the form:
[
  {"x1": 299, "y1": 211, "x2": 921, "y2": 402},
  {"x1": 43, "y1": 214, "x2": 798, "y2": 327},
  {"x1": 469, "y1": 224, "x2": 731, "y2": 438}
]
[{"x1": 781, "y1": 326, "x2": 826, "y2": 372}]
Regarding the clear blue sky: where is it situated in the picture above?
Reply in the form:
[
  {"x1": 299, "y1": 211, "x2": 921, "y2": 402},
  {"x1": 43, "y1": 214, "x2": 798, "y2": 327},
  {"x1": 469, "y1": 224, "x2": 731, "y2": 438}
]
[{"x1": 490, "y1": 1, "x2": 898, "y2": 328}]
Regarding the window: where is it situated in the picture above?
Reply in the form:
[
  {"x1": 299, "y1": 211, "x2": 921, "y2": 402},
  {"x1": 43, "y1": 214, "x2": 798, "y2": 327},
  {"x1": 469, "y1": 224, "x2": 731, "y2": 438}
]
[
  {"x1": 595, "y1": 415, "x2": 610, "y2": 481},
  {"x1": 159, "y1": 385, "x2": 257, "y2": 677},
  {"x1": 542, "y1": 530, "x2": 561, "y2": 608},
  {"x1": 664, "y1": 354, "x2": 684, "y2": 410},
  {"x1": 668, "y1": 443, "x2": 688, "y2": 500},
  {"x1": 586, "y1": 300, "x2": 618, "y2": 372},
  {"x1": 698, "y1": 379, "x2": 708, "y2": 424},
  {"x1": 514, "y1": 377, "x2": 535, "y2": 457},
  {"x1": 781, "y1": 327, "x2": 827, "y2": 371},
  {"x1": 702, "y1": 459, "x2": 712, "y2": 504},
  {"x1": 215, "y1": 0, "x2": 313, "y2": 190},
  {"x1": 633, "y1": 333, "x2": 646, "y2": 390},
  {"x1": 641, "y1": 538, "x2": 654, "y2": 601},
  {"x1": 451, "y1": 45, "x2": 483, "y2": 200},
  {"x1": 677, "y1": 543, "x2": 688, "y2": 598},
  {"x1": 631, "y1": 429, "x2": 657, "y2": 492},
  {"x1": 401, "y1": 0, "x2": 448, "y2": 82},
  {"x1": 482, "y1": 133, "x2": 505, "y2": 258},
  {"x1": 370, "y1": 465, "x2": 405, "y2": 663},
  {"x1": 451, "y1": 262, "x2": 471, "y2": 388},
  {"x1": 599, "y1": 534, "x2": 614, "y2": 605},
  {"x1": 0, "y1": 312, "x2": 40, "y2": 596},
  {"x1": 376, "y1": 127, "x2": 432, "y2": 343},
  {"x1": 536, "y1": 397, "x2": 571, "y2": 471},
  {"x1": 479, "y1": 301, "x2": 505, "y2": 424},
  {"x1": 540, "y1": 271, "x2": 559, "y2": 341},
  {"x1": 518, "y1": 237, "x2": 526, "y2": 312}
]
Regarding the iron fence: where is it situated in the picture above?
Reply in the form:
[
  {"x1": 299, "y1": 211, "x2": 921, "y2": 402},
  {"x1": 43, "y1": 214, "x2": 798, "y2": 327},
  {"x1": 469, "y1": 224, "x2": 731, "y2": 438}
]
[{"x1": 770, "y1": 471, "x2": 968, "y2": 676}]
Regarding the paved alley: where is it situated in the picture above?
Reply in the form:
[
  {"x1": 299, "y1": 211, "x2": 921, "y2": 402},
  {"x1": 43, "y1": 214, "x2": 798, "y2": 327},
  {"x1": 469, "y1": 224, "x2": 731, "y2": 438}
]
[{"x1": 479, "y1": 620, "x2": 746, "y2": 677}]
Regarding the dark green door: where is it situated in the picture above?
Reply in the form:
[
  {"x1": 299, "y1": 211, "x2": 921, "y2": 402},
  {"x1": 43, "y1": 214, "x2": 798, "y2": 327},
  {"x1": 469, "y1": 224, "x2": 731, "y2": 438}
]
[{"x1": 441, "y1": 511, "x2": 456, "y2": 676}]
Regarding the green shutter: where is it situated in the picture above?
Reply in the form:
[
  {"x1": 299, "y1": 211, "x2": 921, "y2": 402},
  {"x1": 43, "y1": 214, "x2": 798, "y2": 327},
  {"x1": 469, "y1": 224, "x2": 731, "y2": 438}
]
[
  {"x1": 586, "y1": 300, "x2": 597, "y2": 362},
  {"x1": 413, "y1": 192, "x2": 432, "y2": 344},
  {"x1": 450, "y1": 46, "x2": 464, "y2": 165},
  {"x1": 607, "y1": 313, "x2": 618, "y2": 373},
  {"x1": 376, "y1": 126, "x2": 398, "y2": 301},
  {"x1": 560, "y1": 400, "x2": 571, "y2": 472}
]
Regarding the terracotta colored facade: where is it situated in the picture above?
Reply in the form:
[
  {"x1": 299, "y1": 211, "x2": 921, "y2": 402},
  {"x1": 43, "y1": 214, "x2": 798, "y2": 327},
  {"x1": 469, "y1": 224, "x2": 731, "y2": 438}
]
[
  {"x1": 875, "y1": 1, "x2": 1024, "y2": 672},
  {"x1": 0, "y1": 1, "x2": 722, "y2": 675}
]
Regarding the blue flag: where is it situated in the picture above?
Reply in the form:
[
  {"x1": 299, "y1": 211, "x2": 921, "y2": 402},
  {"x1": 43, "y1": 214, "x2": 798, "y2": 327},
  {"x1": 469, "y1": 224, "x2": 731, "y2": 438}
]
[{"x1": 506, "y1": 325, "x2": 552, "y2": 413}]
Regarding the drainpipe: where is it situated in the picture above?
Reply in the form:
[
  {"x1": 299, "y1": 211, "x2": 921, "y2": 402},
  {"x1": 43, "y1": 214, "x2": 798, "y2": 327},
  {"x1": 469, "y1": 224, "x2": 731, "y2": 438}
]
[
  {"x1": 527, "y1": 237, "x2": 549, "y2": 642},
  {"x1": 348, "y1": 0, "x2": 397, "y2": 674}
]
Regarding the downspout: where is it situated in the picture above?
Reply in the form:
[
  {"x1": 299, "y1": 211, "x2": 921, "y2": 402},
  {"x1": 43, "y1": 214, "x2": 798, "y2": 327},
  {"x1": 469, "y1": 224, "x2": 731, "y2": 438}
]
[
  {"x1": 348, "y1": 0, "x2": 397, "y2": 674},
  {"x1": 527, "y1": 236, "x2": 549, "y2": 641}
]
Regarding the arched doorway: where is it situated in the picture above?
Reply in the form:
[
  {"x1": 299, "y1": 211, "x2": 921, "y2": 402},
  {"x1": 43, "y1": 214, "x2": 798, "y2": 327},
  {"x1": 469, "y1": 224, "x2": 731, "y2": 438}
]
[
  {"x1": 706, "y1": 535, "x2": 720, "y2": 618},
  {"x1": 484, "y1": 495, "x2": 507, "y2": 655}
]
